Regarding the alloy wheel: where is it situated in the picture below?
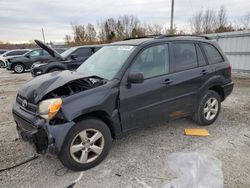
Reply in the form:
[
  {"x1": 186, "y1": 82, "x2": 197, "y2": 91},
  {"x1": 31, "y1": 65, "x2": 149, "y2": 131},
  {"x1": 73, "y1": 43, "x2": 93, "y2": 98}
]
[
  {"x1": 70, "y1": 129, "x2": 105, "y2": 164},
  {"x1": 203, "y1": 97, "x2": 219, "y2": 121},
  {"x1": 14, "y1": 64, "x2": 24, "y2": 73}
]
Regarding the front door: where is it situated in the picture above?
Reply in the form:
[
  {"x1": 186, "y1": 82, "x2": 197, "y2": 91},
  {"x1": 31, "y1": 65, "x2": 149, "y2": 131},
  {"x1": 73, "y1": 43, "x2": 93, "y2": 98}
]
[{"x1": 119, "y1": 43, "x2": 173, "y2": 131}]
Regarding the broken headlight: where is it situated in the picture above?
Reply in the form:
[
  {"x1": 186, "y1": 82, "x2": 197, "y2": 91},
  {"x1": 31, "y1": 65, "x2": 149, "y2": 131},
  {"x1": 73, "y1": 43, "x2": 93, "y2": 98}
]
[{"x1": 38, "y1": 98, "x2": 62, "y2": 120}]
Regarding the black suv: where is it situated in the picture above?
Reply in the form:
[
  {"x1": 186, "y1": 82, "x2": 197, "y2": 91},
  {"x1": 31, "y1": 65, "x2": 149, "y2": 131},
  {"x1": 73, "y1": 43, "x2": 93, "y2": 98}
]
[
  {"x1": 12, "y1": 35, "x2": 233, "y2": 171},
  {"x1": 31, "y1": 40, "x2": 103, "y2": 77}
]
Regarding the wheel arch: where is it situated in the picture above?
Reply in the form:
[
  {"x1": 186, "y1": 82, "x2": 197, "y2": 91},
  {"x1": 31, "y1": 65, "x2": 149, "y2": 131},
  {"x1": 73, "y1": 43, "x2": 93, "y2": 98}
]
[
  {"x1": 208, "y1": 85, "x2": 224, "y2": 101},
  {"x1": 11, "y1": 62, "x2": 26, "y2": 70},
  {"x1": 73, "y1": 110, "x2": 116, "y2": 139}
]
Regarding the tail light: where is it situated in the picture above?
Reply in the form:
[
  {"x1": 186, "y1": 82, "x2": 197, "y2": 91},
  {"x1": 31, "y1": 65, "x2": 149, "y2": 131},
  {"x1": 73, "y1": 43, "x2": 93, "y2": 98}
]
[{"x1": 228, "y1": 64, "x2": 232, "y2": 76}]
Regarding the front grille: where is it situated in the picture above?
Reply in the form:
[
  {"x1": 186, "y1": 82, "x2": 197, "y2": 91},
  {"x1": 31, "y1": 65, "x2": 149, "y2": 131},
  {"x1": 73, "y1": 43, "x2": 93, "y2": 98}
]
[{"x1": 16, "y1": 95, "x2": 37, "y2": 114}]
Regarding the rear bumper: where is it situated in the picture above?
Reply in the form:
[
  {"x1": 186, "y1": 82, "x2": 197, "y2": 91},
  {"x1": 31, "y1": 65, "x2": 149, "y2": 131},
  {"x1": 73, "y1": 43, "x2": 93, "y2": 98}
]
[
  {"x1": 222, "y1": 82, "x2": 234, "y2": 99},
  {"x1": 13, "y1": 103, "x2": 75, "y2": 154}
]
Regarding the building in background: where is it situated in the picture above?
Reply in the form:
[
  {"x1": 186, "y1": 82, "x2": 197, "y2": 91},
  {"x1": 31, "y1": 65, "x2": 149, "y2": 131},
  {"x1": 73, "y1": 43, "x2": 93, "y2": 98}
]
[{"x1": 206, "y1": 30, "x2": 250, "y2": 72}]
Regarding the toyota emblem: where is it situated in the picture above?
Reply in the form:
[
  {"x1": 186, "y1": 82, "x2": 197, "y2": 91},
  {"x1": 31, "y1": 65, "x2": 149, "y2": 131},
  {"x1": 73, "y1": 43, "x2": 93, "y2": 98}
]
[{"x1": 22, "y1": 100, "x2": 28, "y2": 108}]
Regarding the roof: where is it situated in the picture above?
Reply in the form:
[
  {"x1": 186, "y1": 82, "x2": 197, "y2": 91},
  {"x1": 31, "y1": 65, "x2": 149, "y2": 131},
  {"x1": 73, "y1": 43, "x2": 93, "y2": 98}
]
[{"x1": 111, "y1": 35, "x2": 212, "y2": 46}]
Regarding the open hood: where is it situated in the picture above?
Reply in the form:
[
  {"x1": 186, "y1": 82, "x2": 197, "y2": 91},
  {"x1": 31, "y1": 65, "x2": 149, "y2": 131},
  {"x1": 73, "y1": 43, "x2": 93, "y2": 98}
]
[
  {"x1": 18, "y1": 71, "x2": 86, "y2": 103},
  {"x1": 34, "y1": 40, "x2": 64, "y2": 60},
  {"x1": 18, "y1": 70, "x2": 106, "y2": 103}
]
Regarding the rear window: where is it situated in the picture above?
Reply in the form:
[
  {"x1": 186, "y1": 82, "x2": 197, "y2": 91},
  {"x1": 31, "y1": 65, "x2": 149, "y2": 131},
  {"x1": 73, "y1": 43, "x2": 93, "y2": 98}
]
[
  {"x1": 173, "y1": 43, "x2": 198, "y2": 72},
  {"x1": 200, "y1": 43, "x2": 224, "y2": 64}
]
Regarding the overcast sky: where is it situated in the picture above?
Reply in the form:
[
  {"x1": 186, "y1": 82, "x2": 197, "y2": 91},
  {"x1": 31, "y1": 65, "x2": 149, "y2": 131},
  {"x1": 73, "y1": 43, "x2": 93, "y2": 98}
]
[{"x1": 0, "y1": 0, "x2": 249, "y2": 43}]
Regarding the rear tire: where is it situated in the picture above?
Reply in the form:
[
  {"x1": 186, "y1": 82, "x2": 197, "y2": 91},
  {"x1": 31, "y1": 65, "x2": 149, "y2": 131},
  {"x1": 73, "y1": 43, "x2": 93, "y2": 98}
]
[
  {"x1": 13, "y1": 63, "x2": 25, "y2": 73},
  {"x1": 59, "y1": 118, "x2": 112, "y2": 171},
  {"x1": 193, "y1": 90, "x2": 221, "y2": 125}
]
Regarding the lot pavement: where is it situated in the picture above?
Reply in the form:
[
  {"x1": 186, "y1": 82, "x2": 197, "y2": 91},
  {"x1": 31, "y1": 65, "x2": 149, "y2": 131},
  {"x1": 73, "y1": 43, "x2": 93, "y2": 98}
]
[{"x1": 0, "y1": 69, "x2": 249, "y2": 188}]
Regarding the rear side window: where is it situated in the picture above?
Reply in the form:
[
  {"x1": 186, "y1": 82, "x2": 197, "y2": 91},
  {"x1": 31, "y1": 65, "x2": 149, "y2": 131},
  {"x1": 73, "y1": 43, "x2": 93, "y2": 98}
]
[
  {"x1": 173, "y1": 43, "x2": 198, "y2": 71},
  {"x1": 196, "y1": 44, "x2": 207, "y2": 66},
  {"x1": 6, "y1": 50, "x2": 28, "y2": 56},
  {"x1": 200, "y1": 43, "x2": 224, "y2": 64},
  {"x1": 75, "y1": 48, "x2": 92, "y2": 57},
  {"x1": 130, "y1": 44, "x2": 170, "y2": 79}
]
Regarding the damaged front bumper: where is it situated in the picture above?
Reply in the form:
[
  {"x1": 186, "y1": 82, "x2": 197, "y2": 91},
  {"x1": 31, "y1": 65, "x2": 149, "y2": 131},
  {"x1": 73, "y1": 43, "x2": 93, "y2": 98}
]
[{"x1": 13, "y1": 102, "x2": 75, "y2": 154}]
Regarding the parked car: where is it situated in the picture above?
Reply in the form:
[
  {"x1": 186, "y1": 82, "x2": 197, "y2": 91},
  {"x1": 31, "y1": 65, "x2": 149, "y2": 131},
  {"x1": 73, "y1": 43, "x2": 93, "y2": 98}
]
[
  {"x1": 0, "y1": 49, "x2": 30, "y2": 68},
  {"x1": 31, "y1": 40, "x2": 103, "y2": 77},
  {"x1": 6, "y1": 47, "x2": 65, "y2": 73},
  {"x1": 0, "y1": 49, "x2": 8, "y2": 55},
  {"x1": 13, "y1": 35, "x2": 233, "y2": 171}
]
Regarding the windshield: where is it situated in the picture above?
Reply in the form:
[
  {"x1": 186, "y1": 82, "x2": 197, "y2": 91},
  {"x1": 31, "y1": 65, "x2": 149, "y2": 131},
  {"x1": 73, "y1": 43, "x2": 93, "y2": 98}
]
[
  {"x1": 60, "y1": 47, "x2": 77, "y2": 59},
  {"x1": 76, "y1": 45, "x2": 135, "y2": 80}
]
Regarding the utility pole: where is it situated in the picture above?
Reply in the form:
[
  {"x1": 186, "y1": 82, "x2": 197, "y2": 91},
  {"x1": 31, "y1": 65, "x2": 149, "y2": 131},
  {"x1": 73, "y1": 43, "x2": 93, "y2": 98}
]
[
  {"x1": 170, "y1": 0, "x2": 174, "y2": 34},
  {"x1": 41, "y1": 28, "x2": 46, "y2": 43}
]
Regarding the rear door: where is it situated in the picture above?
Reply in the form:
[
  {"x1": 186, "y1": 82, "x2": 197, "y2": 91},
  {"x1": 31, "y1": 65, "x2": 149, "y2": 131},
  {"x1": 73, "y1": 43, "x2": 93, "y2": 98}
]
[{"x1": 165, "y1": 41, "x2": 212, "y2": 115}]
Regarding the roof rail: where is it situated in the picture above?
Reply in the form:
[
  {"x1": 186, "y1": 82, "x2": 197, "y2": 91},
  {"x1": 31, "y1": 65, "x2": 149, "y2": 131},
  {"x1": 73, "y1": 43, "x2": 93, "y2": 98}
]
[
  {"x1": 124, "y1": 34, "x2": 210, "y2": 41},
  {"x1": 155, "y1": 34, "x2": 210, "y2": 40},
  {"x1": 123, "y1": 35, "x2": 160, "y2": 40}
]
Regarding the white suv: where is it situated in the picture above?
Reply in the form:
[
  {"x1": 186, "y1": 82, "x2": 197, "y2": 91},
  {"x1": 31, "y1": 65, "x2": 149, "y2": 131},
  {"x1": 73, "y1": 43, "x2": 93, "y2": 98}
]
[{"x1": 0, "y1": 49, "x2": 30, "y2": 68}]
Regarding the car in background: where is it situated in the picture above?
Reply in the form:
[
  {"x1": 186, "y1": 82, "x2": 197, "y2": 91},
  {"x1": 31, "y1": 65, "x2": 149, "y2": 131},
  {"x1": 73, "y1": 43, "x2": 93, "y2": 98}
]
[
  {"x1": 5, "y1": 47, "x2": 65, "y2": 73},
  {"x1": 0, "y1": 49, "x2": 30, "y2": 68},
  {"x1": 31, "y1": 40, "x2": 103, "y2": 77},
  {"x1": 0, "y1": 49, "x2": 8, "y2": 55}
]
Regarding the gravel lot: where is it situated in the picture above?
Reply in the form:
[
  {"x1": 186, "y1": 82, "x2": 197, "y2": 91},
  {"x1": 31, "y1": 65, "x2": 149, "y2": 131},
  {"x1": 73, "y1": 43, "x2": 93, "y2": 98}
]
[{"x1": 0, "y1": 69, "x2": 249, "y2": 188}]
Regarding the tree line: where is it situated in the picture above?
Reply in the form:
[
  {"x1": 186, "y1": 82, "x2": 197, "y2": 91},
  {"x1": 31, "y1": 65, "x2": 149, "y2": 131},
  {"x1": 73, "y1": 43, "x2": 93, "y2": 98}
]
[
  {"x1": 65, "y1": 6, "x2": 250, "y2": 45},
  {"x1": 0, "y1": 5, "x2": 249, "y2": 48}
]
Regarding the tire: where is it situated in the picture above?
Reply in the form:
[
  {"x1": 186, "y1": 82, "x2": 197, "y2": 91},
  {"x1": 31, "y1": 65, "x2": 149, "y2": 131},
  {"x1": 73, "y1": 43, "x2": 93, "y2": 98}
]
[
  {"x1": 59, "y1": 118, "x2": 112, "y2": 171},
  {"x1": 48, "y1": 68, "x2": 63, "y2": 73},
  {"x1": 193, "y1": 90, "x2": 221, "y2": 126},
  {"x1": 0, "y1": 61, "x2": 5, "y2": 68},
  {"x1": 13, "y1": 63, "x2": 25, "y2": 73}
]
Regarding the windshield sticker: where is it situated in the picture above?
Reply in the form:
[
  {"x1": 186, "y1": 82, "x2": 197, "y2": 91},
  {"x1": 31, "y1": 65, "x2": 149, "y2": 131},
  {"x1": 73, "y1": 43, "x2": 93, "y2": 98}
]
[{"x1": 117, "y1": 46, "x2": 134, "y2": 51}]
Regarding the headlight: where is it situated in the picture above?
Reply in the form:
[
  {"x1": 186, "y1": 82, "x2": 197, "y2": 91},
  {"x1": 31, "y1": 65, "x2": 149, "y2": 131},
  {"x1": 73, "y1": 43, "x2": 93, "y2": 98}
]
[
  {"x1": 33, "y1": 63, "x2": 47, "y2": 68},
  {"x1": 38, "y1": 98, "x2": 62, "y2": 120}
]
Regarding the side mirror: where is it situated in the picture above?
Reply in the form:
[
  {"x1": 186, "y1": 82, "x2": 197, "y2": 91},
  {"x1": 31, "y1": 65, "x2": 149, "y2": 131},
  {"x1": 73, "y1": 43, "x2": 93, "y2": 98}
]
[
  {"x1": 70, "y1": 54, "x2": 78, "y2": 60},
  {"x1": 127, "y1": 72, "x2": 144, "y2": 84},
  {"x1": 25, "y1": 54, "x2": 31, "y2": 58}
]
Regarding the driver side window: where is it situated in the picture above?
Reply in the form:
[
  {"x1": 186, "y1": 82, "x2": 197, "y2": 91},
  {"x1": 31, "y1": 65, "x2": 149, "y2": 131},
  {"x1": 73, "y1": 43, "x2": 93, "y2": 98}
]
[
  {"x1": 130, "y1": 44, "x2": 170, "y2": 79},
  {"x1": 28, "y1": 49, "x2": 42, "y2": 57}
]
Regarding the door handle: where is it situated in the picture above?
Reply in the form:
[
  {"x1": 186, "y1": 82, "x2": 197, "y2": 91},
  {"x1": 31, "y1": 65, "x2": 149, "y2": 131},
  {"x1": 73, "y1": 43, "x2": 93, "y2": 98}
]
[
  {"x1": 200, "y1": 69, "x2": 208, "y2": 75},
  {"x1": 162, "y1": 79, "x2": 173, "y2": 85}
]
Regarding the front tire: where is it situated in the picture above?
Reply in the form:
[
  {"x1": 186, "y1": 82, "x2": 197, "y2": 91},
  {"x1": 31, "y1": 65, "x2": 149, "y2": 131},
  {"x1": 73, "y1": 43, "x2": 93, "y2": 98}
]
[
  {"x1": 193, "y1": 90, "x2": 221, "y2": 125},
  {"x1": 13, "y1": 63, "x2": 25, "y2": 73},
  {"x1": 59, "y1": 118, "x2": 112, "y2": 171},
  {"x1": 0, "y1": 60, "x2": 5, "y2": 68}
]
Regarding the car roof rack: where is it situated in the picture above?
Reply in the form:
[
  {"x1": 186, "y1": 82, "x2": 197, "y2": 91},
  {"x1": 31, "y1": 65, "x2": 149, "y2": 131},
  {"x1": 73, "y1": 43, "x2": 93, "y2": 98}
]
[
  {"x1": 123, "y1": 35, "x2": 160, "y2": 40},
  {"x1": 155, "y1": 34, "x2": 210, "y2": 40},
  {"x1": 124, "y1": 34, "x2": 210, "y2": 40}
]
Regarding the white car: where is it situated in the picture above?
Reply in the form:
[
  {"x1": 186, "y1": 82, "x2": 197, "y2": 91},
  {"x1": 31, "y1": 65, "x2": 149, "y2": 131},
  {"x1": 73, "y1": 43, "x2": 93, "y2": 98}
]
[{"x1": 0, "y1": 49, "x2": 30, "y2": 68}]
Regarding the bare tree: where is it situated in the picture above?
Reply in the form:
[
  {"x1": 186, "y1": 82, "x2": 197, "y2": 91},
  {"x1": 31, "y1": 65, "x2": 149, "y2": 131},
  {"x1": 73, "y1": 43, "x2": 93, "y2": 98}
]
[
  {"x1": 241, "y1": 12, "x2": 250, "y2": 30},
  {"x1": 202, "y1": 9, "x2": 216, "y2": 33},
  {"x1": 217, "y1": 6, "x2": 227, "y2": 28},
  {"x1": 64, "y1": 35, "x2": 72, "y2": 45},
  {"x1": 190, "y1": 10, "x2": 203, "y2": 34},
  {"x1": 146, "y1": 24, "x2": 163, "y2": 35},
  {"x1": 85, "y1": 23, "x2": 96, "y2": 43},
  {"x1": 71, "y1": 23, "x2": 86, "y2": 44}
]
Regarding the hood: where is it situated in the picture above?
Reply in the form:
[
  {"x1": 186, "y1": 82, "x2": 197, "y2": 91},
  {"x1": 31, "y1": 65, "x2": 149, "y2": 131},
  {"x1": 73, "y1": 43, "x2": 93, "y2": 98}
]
[
  {"x1": 35, "y1": 40, "x2": 64, "y2": 60},
  {"x1": 18, "y1": 70, "x2": 87, "y2": 103}
]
